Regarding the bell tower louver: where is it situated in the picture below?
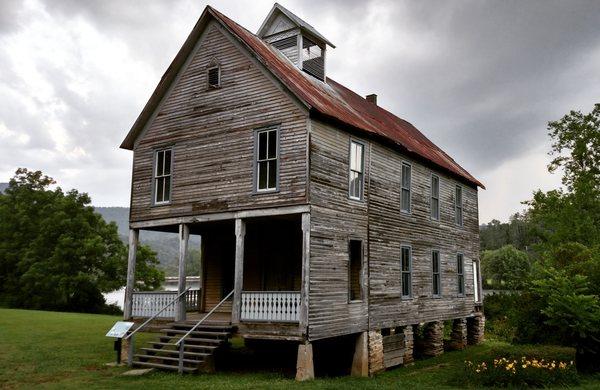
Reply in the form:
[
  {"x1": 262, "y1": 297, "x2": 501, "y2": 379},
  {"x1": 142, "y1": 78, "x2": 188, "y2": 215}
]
[{"x1": 257, "y1": 3, "x2": 335, "y2": 81}]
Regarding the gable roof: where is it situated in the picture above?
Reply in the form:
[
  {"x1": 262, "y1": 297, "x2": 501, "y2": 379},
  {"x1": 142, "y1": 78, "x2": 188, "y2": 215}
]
[
  {"x1": 120, "y1": 5, "x2": 483, "y2": 189},
  {"x1": 257, "y1": 3, "x2": 336, "y2": 48}
]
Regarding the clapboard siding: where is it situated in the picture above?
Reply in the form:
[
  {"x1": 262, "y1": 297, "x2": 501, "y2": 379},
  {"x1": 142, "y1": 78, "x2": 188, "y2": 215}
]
[
  {"x1": 130, "y1": 21, "x2": 308, "y2": 222},
  {"x1": 308, "y1": 118, "x2": 479, "y2": 339},
  {"x1": 367, "y1": 138, "x2": 479, "y2": 329},
  {"x1": 308, "y1": 120, "x2": 369, "y2": 341}
]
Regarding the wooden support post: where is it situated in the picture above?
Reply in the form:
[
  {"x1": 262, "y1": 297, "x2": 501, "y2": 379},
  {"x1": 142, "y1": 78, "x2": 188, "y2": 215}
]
[
  {"x1": 351, "y1": 331, "x2": 369, "y2": 377},
  {"x1": 295, "y1": 342, "x2": 314, "y2": 381},
  {"x1": 123, "y1": 229, "x2": 139, "y2": 320},
  {"x1": 232, "y1": 218, "x2": 245, "y2": 325},
  {"x1": 199, "y1": 235, "x2": 205, "y2": 313},
  {"x1": 299, "y1": 212, "x2": 310, "y2": 336},
  {"x1": 177, "y1": 223, "x2": 189, "y2": 322}
]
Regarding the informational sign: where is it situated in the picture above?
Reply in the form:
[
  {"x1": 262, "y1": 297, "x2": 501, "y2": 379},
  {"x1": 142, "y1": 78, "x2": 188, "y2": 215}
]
[{"x1": 106, "y1": 321, "x2": 134, "y2": 338}]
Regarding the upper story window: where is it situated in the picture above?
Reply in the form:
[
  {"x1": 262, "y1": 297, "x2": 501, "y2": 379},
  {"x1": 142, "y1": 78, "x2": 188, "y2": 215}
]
[
  {"x1": 457, "y1": 253, "x2": 465, "y2": 296},
  {"x1": 349, "y1": 141, "x2": 364, "y2": 200},
  {"x1": 455, "y1": 185, "x2": 463, "y2": 226},
  {"x1": 207, "y1": 66, "x2": 221, "y2": 88},
  {"x1": 255, "y1": 127, "x2": 278, "y2": 192},
  {"x1": 401, "y1": 245, "x2": 412, "y2": 298},
  {"x1": 431, "y1": 174, "x2": 440, "y2": 220},
  {"x1": 154, "y1": 148, "x2": 172, "y2": 204},
  {"x1": 401, "y1": 162, "x2": 411, "y2": 213},
  {"x1": 348, "y1": 240, "x2": 363, "y2": 302},
  {"x1": 432, "y1": 250, "x2": 441, "y2": 297}
]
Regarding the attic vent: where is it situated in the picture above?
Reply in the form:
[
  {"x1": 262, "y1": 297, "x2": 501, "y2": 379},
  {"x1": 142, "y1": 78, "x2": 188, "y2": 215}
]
[
  {"x1": 207, "y1": 67, "x2": 220, "y2": 88},
  {"x1": 272, "y1": 36, "x2": 297, "y2": 50}
]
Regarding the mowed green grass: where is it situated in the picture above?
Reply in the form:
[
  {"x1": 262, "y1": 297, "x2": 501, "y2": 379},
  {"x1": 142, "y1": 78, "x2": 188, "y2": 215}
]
[{"x1": 1, "y1": 308, "x2": 599, "y2": 389}]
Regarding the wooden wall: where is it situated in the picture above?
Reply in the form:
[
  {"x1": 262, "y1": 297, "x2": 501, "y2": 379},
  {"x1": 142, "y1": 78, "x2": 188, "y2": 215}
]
[
  {"x1": 130, "y1": 21, "x2": 308, "y2": 223},
  {"x1": 308, "y1": 120, "x2": 369, "y2": 341},
  {"x1": 308, "y1": 118, "x2": 480, "y2": 340},
  {"x1": 367, "y1": 136, "x2": 479, "y2": 330}
]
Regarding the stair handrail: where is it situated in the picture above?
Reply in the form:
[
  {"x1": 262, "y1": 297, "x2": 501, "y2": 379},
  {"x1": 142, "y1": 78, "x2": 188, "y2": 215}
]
[
  {"x1": 124, "y1": 287, "x2": 191, "y2": 341},
  {"x1": 174, "y1": 289, "x2": 234, "y2": 347}
]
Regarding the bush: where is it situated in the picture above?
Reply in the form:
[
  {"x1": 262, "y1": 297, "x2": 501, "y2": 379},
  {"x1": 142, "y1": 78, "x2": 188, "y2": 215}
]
[
  {"x1": 483, "y1": 293, "x2": 519, "y2": 341},
  {"x1": 461, "y1": 356, "x2": 578, "y2": 387}
]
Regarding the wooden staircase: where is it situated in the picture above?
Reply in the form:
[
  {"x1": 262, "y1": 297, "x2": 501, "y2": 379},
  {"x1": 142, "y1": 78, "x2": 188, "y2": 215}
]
[{"x1": 132, "y1": 321, "x2": 234, "y2": 373}]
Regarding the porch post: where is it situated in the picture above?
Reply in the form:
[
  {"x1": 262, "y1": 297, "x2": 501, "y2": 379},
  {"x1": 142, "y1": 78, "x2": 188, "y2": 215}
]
[
  {"x1": 198, "y1": 235, "x2": 205, "y2": 313},
  {"x1": 299, "y1": 212, "x2": 310, "y2": 337},
  {"x1": 232, "y1": 218, "x2": 245, "y2": 325},
  {"x1": 176, "y1": 223, "x2": 189, "y2": 322},
  {"x1": 123, "y1": 228, "x2": 139, "y2": 320}
]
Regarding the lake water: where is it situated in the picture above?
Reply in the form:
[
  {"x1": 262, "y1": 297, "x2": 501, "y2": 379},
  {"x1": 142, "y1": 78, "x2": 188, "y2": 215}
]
[{"x1": 103, "y1": 288, "x2": 125, "y2": 309}]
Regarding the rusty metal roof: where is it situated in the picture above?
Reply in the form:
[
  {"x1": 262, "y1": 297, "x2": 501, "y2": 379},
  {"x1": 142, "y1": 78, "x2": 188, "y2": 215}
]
[
  {"x1": 211, "y1": 7, "x2": 483, "y2": 188},
  {"x1": 121, "y1": 5, "x2": 483, "y2": 189}
]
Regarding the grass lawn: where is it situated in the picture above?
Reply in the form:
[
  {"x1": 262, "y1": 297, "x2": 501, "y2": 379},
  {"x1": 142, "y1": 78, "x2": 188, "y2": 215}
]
[{"x1": 1, "y1": 308, "x2": 599, "y2": 389}]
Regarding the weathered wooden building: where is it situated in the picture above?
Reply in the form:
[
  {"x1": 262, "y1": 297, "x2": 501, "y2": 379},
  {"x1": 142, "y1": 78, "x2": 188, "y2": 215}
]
[{"x1": 120, "y1": 3, "x2": 485, "y2": 378}]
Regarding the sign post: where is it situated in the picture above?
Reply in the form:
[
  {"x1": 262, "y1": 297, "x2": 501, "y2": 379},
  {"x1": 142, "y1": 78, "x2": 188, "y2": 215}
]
[{"x1": 106, "y1": 321, "x2": 135, "y2": 365}]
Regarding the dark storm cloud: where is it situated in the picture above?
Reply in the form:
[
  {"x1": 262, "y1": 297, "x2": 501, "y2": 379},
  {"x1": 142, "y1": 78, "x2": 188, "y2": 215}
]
[{"x1": 0, "y1": 0, "x2": 598, "y2": 220}]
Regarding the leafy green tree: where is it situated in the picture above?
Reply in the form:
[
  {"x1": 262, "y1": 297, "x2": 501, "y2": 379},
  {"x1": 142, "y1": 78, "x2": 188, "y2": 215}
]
[
  {"x1": 0, "y1": 168, "x2": 164, "y2": 312},
  {"x1": 481, "y1": 245, "x2": 530, "y2": 289},
  {"x1": 526, "y1": 103, "x2": 600, "y2": 251},
  {"x1": 531, "y1": 269, "x2": 600, "y2": 373}
]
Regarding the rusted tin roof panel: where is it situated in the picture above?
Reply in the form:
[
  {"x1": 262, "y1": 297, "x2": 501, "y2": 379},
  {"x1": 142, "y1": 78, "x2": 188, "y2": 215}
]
[{"x1": 211, "y1": 7, "x2": 483, "y2": 188}]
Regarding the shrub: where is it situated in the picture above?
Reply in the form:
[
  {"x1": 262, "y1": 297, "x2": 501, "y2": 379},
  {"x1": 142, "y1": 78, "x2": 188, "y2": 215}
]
[{"x1": 462, "y1": 356, "x2": 578, "y2": 387}]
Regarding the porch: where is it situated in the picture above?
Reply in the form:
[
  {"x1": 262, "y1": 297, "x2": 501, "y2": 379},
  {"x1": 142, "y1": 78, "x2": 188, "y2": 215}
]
[{"x1": 124, "y1": 207, "x2": 310, "y2": 341}]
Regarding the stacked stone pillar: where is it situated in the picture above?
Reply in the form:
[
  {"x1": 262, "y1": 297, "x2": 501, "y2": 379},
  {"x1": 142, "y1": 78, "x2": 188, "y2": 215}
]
[
  {"x1": 448, "y1": 318, "x2": 468, "y2": 350},
  {"x1": 402, "y1": 325, "x2": 414, "y2": 364},
  {"x1": 367, "y1": 330, "x2": 385, "y2": 376},
  {"x1": 467, "y1": 313, "x2": 485, "y2": 345},
  {"x1": 421, "y1": 321, "x2": 444, "y2": 357}
]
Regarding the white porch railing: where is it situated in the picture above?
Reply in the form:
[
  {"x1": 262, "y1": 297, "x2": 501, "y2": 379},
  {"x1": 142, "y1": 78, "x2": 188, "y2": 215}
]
[
  {"x1": 132, "y1": 290, "x2": 199, "y2": 318},
  {"x1": 241, "y1": 291, "x2": 301, "y2": 322}
]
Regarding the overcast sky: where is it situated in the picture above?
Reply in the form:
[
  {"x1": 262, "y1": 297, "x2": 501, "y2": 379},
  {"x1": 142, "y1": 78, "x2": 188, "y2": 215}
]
[{"x1": 1, "y1": 0, "x2": 599, "y2": 223}]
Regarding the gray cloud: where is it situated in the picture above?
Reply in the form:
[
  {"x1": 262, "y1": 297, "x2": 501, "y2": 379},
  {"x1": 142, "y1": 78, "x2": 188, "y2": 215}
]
[{"x1": 0, "y1": 0, "x2": 598, "y2": 221}]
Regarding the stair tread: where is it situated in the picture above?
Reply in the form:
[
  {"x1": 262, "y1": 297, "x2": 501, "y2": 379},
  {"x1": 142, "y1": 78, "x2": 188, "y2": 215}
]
[
  {"x1": 171, "y1": 323, "x2": 233, "y2": 330},
  {"x1": 149, "y1": 342, "x2": 218, "y2": 350},
  {"x1": 140, "y1": 347, "x2": 211, "y2": 357},
  {"x1": 134, "y1": 354, "x2": 202, "y2": 364},
  {"x1": 132, "y1": 361, "x2": 197, "y2": 372},
  {"x1": 158, "y1": 336, "x2": 224, "y2": 344},
  {"x1": 160, "y1": 328, "x2": 230, "y2": 336}
]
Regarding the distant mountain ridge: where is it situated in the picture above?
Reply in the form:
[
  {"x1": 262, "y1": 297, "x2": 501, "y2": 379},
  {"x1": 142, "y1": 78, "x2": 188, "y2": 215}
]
[
  {"x1": 94, "y1": 207, "x2": 198, "y2": 276},
  {"x1": 0, "y1": 182, "x2": 8, "y2": 194}
]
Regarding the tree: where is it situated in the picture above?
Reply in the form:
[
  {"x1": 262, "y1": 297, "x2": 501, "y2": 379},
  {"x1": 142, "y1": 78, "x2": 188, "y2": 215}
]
[
  {"x1": 547, "y1": 103, "x2": 600, "y2": 192},
  {"x1": 531, "y1": 270, "x2": 600, "y2": 373},
  {"x1": 480, "y1": 245, "x2": 530, "y2": 289},
  {"x1": 0, "y1": 168, "x2": 164, "y2": 312}
]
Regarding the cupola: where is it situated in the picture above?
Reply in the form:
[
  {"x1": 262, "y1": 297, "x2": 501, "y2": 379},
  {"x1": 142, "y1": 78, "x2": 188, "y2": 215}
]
[{"x1": 257, "y1": 3, "x2": 335, "y2": 81}]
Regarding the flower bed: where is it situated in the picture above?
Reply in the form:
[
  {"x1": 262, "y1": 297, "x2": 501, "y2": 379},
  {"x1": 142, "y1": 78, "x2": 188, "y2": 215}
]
[{"x1": 462, "y1": 356, "x2": 578, "y2": 387}]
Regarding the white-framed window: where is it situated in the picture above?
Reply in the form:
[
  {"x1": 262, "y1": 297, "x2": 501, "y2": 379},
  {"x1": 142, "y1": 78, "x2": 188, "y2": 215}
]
[
  {"x1": 207, "y1": 66, "x2": 221, "y2": 88},
  {"x1": 401, "y1": 162, "x2": 411, "y2": 212},
  {"x1": 473, "y1": 260, "x2": 481, "y2": 303},
  {"x1": 432, "y1": 250, "x2": 441, "y2": 297},
  {"x1": 401, "y1": 245, "x2": 412, "y2": 298},
  {"x1": 455, "y1": 185, "x2": 463, "y2": 226},
  {"x1": 153, "y1": 148, "x2": 172, "y2": 204},
  {"x1": 457, "y1": 253, "x2": 465, "y2": 296},
  {"x1": 431, "y1": 174, "x2": 440, "y2": 220},
  {"x1": 255, "y1": 127, "x2": 278, "y2": 192},
  {"x1": 349, "y1": 141, "x2": 364, "y2": 200},
  {"x1": 348, "y1": 240, "x2": 363, "y2": 302}
]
